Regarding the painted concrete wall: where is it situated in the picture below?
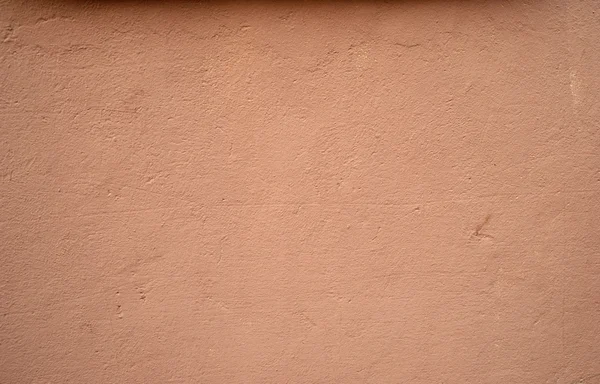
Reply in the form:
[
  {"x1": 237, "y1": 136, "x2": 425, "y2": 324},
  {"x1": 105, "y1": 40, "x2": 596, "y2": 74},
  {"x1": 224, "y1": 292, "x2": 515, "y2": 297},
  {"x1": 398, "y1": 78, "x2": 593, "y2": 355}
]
[{"x1": 1, "y1": 0, "x2": 599, "y2": 383}]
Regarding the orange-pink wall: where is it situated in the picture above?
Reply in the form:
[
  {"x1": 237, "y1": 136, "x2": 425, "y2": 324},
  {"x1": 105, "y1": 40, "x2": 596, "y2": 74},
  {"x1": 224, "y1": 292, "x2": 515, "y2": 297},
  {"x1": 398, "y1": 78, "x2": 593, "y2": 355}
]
[{"x1": 2, "y1": 1, "x2": 600, "y2": 383}]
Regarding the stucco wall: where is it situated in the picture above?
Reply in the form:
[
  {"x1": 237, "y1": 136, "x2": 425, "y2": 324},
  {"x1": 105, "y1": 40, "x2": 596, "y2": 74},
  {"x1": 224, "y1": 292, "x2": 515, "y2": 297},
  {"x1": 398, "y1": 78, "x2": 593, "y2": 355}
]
[{"x1": 1, "y1": 0, "x2": 599, "y2": 383}]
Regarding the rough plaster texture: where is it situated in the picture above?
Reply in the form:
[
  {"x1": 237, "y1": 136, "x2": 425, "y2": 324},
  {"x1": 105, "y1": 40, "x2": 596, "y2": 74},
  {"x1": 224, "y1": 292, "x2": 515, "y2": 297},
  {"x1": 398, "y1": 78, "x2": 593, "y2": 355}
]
[{"x1": 1, "y1": 0, "x2": 599, "y2": 383}]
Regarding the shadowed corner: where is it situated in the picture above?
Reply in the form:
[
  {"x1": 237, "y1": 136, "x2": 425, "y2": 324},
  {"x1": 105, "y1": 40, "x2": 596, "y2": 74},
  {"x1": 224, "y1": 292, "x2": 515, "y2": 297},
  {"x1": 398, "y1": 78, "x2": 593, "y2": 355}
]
[
  {"x1": 38, "y1": 0, "x2": 521, "y2": 5},
  {"x1": 22, "y1": 0, "x2": 535, "y2": 24}
]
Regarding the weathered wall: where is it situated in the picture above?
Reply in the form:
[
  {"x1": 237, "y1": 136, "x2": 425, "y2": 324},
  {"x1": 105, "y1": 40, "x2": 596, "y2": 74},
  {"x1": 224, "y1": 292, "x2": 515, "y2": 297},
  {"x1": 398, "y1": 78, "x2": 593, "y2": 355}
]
[{"x1": 1, "y1": 0, "x2": 599, "y2": 382}]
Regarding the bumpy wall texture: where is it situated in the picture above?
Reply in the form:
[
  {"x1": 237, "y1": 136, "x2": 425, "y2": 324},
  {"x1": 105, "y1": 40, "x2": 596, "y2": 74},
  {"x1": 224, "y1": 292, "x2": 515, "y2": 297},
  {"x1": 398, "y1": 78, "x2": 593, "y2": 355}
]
[{"x1": 1, "y1": 0, "x2": 599, "y2": 383}]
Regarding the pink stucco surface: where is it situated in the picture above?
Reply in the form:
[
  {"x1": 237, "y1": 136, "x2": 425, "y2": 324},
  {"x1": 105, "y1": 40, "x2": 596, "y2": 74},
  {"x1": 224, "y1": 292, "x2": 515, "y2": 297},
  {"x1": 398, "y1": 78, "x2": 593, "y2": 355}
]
[{"x1": 1, "y1": 0, "x2": 599, "y2": 382}]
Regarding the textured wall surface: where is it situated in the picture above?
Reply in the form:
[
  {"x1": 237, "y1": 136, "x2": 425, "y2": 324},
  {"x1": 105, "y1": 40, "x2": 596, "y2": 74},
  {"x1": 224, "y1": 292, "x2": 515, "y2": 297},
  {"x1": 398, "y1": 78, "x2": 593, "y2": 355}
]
[{"x1": 1, "y1": 0, "x2": 599, "y2": 383}]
